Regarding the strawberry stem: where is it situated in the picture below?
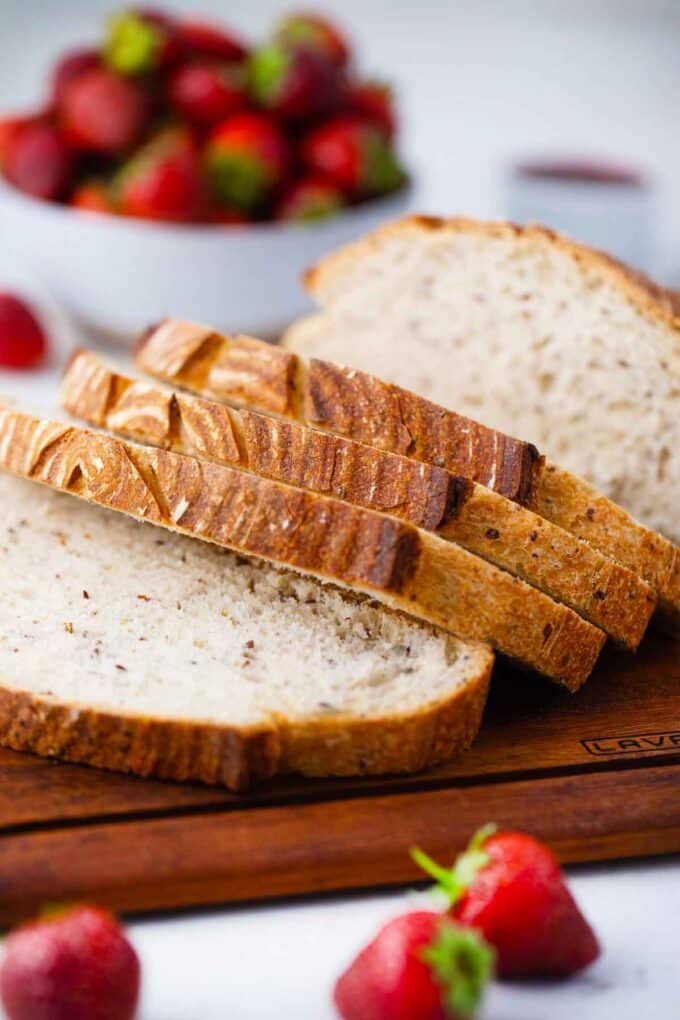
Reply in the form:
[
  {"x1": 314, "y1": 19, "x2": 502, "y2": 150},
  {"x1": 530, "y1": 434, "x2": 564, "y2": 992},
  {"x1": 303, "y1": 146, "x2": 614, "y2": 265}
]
[{"x1": 411, "y1": 823, "x2": 498, "y2": 907}]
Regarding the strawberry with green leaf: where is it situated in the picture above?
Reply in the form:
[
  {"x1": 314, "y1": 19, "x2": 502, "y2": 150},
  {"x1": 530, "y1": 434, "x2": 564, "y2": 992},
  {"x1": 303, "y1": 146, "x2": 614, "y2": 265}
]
[
  {"x1": 302, "y1": 116, "x2": 405, "y2": 198},
  {"x1": 275, "y1": 12, "x2": 350, "y2": 68},
  {"x1": 249, "y1": 43, "x2": 344, "y2": 123},
  {"x1": 105, "y1": 8, "x2": 181, "y2": 76},
  {"x1": 334, "y1": 910, "x2": 493, "y2": 1020},
  {"x1": 205, "y1": 112, "x2": 288, "y2": 212},
  {"x1": 350, "y1": 80, "x2": 397, "y2": 139},
  {"x1": 413, "y1": 824, "x2": 600, "y2": 979},
  {"x1": 276, "y1": 174, "x2": 343, "y2": 222},
  {"x1": 116, "y1": 127, "x2": 208, "y2": 222}
]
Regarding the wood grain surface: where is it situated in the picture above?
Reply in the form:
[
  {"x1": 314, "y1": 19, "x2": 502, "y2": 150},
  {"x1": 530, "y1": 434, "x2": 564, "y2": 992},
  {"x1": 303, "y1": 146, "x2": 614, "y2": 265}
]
[{"x1": 1, "y1": 633, "x2": 678, "y2": 926}]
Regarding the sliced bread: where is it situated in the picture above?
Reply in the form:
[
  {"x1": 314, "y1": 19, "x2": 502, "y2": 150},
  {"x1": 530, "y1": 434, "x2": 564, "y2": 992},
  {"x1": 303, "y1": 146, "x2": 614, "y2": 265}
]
[
  {"x1": 62, "y1": 350, "x2": 656, "y2": 649},
  {"x1": 0, "y1": 406, "x2": 604, "y2": 688},
  {"x1": 0, "y1": 473, "x2": 493, "y2": 789},
  {"x1": 285, "y1": 215, "x2": 680, "y2": 546},
  {"x1": 136, "y1": 318, "x2": 679, "y2": 622}
]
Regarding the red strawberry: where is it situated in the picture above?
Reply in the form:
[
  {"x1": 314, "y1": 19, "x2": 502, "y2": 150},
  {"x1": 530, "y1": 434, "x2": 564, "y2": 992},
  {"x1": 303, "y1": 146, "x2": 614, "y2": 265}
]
[
  {"x1": 205, "y1": 112, "x2": 288, "y2": 212},
  {"x1": 59, "y1": 68, "x2": 150, "y2": 154},
  {"x1": 249, "y1": 44, "x2": 344, "y2": 122},
  {"x1": 302, "y1": 116, "x2": 405, "y2": 198},
  {"x1": 0, "y1": 293, "x2": 48, "y2": 369},
  {"x1": 349, "y1": 81, "x2": 397, "y2": 139},
  {"x1": 70, "y1": 180, "x2": 113, "y2": 213},
  {"x1": 4, "y1": 124, "x2": 74, "y2": 201},
  {"x1": 209, "y1": 206, "x2": 248, "y2": 225},
  {"x1": 51, "y1": 48, "x2": 101, "y2": 106},
  {"x1": 334, "y1": 910, "x2": 493, "y2": 1020},
  {"x1": 0, "y1": 113, "x2": 45, "y2": 170},
  {"x1": 177, "y1": 19, "x2": 248, "y2": 62},
  {"x1": 168, "y1": 60, "x2": 248, "y2": 125},
  {"x1": 413, "y1": 825, "x2": 600, "y2": 979},
  {"x1": 0, "y1": 905, "x2": 140, "y2": 1020},
  {"x1": 275, "y1": 12, "x2": 350, "y2": 68},
  {"x1": 116, "y1": 127, "x2": 208, "y2": 222},
  {"x1": 276, "y1": 174, "x2": 343, "y2": 221},
  {"x1": 105, "y1": 8, "x2": 181, "y2": 76}
]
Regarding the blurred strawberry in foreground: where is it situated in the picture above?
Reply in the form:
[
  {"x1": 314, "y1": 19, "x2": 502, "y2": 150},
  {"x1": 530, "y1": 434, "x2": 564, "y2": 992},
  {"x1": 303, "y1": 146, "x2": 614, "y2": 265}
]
[
  {"x1": 205, "y1": 112, "x2": 288, "y2": 211},
  {"x1": 168, "y1": 61, "x2": 248, "y2": 125},
  {"x1": 275, "y1": 12, "x2": 350, "y2": 68},
  {"x1": 349, "y1": 81, "x2": 397, "y2": 139},
  {"x1": 249, "y1": 44, "x2": 344, "y2": 122},
  {"x1": 59, "y1": 67, "x2": 150, "y2": 154},
  {"x1": 414, "y1": 825, "x2": 600, "y2": 979},
  {"x1": 0, "y1": 905, "x2": 140, "y2": 1020},
  {"x1": 303, "y1": 116, "x2": 406, "y2": 198},
  {"x1": 105, "y1": 8, "x2": 181, "y2": 76},
  {"x1": 0, "y1": 293, "x2": 48, "y2": 370},
  {"x1": 71, "y1": 179, "x2": 113, "y2": 213},
  {"x1": 4, "y1": 124, "x2": 73, "y2": 200},
  {"x1": 115, "y1": 127, "x2": 208, "y2": 222},
  {"x1": 177, "y1": 18, "x2": 248, "y2": 62},
  {"x1": 334, "y1": 910, "x2": 493, "y2": 1020},
  {"x1": 276, "y1": 174, "x2": 343, "y2": 221}
]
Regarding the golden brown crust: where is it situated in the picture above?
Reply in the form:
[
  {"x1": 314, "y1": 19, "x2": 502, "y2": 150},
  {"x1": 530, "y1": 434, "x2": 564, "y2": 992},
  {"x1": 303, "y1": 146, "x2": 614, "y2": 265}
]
[
  {"x1": 137, "y1": 318, "x2": 297, "y2": 416},
  {"x1": 63, "y1": 351, "x2": 461, "y2": 533},
  {"x1": 62, "y1": 353, "x2": 656, "y2": 649},
  {"x1": 407, "y1": 541, "x2": 603, "y2": 690},
  {"x1": 0, "y1": 642, "x2": 493, "y2": 788},
  {"x1": 136, "y1": 321, "x2": 541, "y2": 504},
  {"x1": 0, "y1": 407, "x2": 602, "y2": 685},
  {"x1": 304, "y1": 214, "x2": 680, "y2": 330},
  {"x1": 535, "y1": 460, "x2": 680, "y2": 623},
  {"x1": 0, "y1": 686, "x2": 277, "y2": 790},
  {"x1": 305, "y1": 359, "x2": 541, "y2": 503}
]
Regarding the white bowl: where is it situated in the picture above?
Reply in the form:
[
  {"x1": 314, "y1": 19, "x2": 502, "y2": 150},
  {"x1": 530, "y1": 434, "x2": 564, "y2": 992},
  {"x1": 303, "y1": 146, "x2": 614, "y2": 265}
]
[{"x1": 0, "y1": 180, "x2": 411, "y2": 340}]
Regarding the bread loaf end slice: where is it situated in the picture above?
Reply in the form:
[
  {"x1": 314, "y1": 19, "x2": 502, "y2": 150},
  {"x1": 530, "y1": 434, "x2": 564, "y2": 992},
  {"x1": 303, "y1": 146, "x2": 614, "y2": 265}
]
[{"x1": 0, "y1": 473, "x2": 493, "y2": 789}]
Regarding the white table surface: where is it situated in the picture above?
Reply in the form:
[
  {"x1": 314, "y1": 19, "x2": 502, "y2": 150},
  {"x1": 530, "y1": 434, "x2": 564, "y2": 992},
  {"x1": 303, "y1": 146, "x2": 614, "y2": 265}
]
[{"x1": 1, "y1": 339, "x2": 679, "y2": 1020}]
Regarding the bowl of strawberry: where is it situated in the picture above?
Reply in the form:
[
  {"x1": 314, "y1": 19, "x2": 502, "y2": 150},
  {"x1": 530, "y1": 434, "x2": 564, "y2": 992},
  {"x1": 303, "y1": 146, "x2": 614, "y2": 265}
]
[{"x1": 0, "y1": 8, "x2": 410, "y2": 338}]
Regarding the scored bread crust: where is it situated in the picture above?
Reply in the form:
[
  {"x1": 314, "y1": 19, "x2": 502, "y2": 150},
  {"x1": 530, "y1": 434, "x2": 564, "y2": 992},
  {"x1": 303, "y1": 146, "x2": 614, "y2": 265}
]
[
  {"x1": 0, "y1": 406, "x2": 603, "y2": 687},
  {"x1": 136, "y1": 319, "x2": 540, "y2": 504},
  {"x1": 62, "y1": 351, "x2": 656, "y2": 649},
  {"x1": 303, "y1": 215, "x2": 680, "y2": 331},
  {"x1": 135, "y1": 319, "x2": 679, "y2": 622},
  {"x1": 0, "y1": 644, "x2": 492, "y2": 789}
]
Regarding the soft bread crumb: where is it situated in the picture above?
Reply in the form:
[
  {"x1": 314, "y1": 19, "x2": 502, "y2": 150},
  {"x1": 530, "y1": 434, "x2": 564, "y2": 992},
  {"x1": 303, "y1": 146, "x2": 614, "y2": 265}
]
[
  {"x1": 290, "y1": 224, "x2": 680, "y2": 541},
  {"x1": 0, "y1": 475, "x2": 485, "y2": 726}
]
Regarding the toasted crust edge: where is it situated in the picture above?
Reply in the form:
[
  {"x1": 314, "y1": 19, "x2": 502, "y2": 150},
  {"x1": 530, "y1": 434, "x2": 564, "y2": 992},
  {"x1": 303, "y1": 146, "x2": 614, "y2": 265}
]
[
  {"x1": 0, "y1": 644, "x2": 493, "y2": 790},
  {"x1": 303, "y1": 214, "x2": 680, "y2": 331},
  {"x1": 61, "y1": 353, "x2": 656, "y2": 650}
]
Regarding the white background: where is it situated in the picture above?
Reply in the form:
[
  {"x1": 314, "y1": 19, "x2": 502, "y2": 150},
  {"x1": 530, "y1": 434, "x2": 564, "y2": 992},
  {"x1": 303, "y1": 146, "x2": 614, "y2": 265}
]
[{"x1": 1, "y1": 0, "x2": 680, "y2": 277}]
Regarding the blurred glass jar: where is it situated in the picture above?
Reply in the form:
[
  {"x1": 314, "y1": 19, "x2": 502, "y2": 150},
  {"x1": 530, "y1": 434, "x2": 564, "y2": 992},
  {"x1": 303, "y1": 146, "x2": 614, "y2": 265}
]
[{"x1": 505, "y1": 159, "x2": 656, "y2": 271}]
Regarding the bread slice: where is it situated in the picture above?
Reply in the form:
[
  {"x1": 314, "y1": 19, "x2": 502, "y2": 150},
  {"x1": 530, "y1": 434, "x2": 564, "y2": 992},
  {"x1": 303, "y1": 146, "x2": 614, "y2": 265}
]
[
  {"x1": 0, "y1": 473, "x2": 493, "y2": 789},
  {"x1": 63, "y1": 350, "x2": 656, "y2": 649},
  {"x1": 0, "y1": 406, "x2": 604, "y2": 688},
  {"x1": 136, "y1": 318, "x2": 679, "y2": 622},
  {"x1": 286, "y1": 215, "x2": 680, "y2": 546}
]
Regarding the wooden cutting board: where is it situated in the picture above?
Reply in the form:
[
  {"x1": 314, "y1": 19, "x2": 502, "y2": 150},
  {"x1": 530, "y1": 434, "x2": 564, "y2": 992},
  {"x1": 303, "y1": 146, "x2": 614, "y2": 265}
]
[{"x1": 1, "y1": 633, "x2": 678, "y2": 926}]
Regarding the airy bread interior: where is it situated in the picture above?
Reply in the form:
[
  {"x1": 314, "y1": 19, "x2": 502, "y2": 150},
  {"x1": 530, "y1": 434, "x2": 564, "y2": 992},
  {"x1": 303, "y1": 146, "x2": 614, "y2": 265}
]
[
  {"x1": 290, "y1": 220, "x2": 680, "y2": 541},
  {"x1": 0, "y1": 474, "x2": 488, "y2": 727}
]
